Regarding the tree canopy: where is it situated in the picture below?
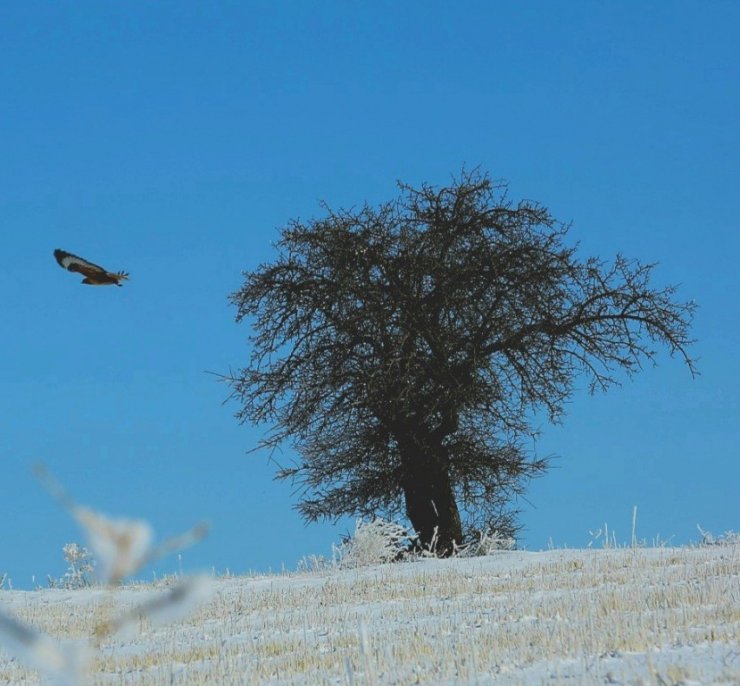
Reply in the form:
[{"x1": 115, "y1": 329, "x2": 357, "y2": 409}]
[{"x1": 228, "y1": 170, "x2": 696, "y2": 553}]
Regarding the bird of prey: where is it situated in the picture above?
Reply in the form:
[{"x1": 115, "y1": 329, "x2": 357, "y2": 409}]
[{"x1": 53, "y1": 249, "x2": 129, "y2": 287}]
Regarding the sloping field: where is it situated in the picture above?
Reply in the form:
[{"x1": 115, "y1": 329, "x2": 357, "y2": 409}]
[{"x1": 1, "y1": 546, "x2": 738, "y2": 684}]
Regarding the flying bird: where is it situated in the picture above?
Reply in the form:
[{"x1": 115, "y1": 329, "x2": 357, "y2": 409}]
[{"x1": 53, "y1": 249, "x2": 129, "y2": 287}]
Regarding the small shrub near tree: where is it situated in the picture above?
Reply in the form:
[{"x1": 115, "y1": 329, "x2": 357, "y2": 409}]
[
  {"x1": 48, "y1": 543, "x2": 95, "y2": 589},
  {"x1": 335, "y1": 519, "x2": 412, "y2": 568}
]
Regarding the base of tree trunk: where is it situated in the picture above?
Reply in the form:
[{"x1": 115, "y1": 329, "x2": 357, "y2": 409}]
[{"x1": 402, "y1": 467, "x2": 462, "y2": 556}]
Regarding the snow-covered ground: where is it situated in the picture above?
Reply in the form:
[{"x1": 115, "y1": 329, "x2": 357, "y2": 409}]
[{"x1": 0, "y1": 546, "x2": 738, "y2": 684}]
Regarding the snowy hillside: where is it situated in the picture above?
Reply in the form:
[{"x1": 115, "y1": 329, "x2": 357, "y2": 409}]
[{"x1": 0, "y1": 546, "x2": 738, "y2": 685}]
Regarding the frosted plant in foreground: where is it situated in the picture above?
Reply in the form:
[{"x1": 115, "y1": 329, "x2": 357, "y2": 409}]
[
  {"x1": 0, "y1": 466, "x2": 213, "y2": 685},
  {"x1": 34, "y1": 463, "x2": 209, "y2": 584}
]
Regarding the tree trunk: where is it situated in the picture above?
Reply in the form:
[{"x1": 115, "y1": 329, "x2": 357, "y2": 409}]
[{"x1": 398, "y1": 438, "x2": 463, "y2": 555}]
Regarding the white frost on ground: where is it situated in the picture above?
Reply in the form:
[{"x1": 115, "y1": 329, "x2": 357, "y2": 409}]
[{"x1": 0, "y1": 546, "x2": 738, "y2": 684}]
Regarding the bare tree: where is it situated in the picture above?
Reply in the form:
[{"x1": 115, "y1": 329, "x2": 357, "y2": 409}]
[{"x1": 227, "y1": 170, "x2": 696, "y2": 554}]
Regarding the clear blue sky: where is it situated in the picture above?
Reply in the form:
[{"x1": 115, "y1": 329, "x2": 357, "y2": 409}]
[{"x1": 1, "y1": 2, "x2": 737, "y2": 587}]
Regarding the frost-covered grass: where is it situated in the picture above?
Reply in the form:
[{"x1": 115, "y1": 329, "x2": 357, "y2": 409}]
[{"x1": 1, "y1": 545, "x2": 738, "y2": 685}]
